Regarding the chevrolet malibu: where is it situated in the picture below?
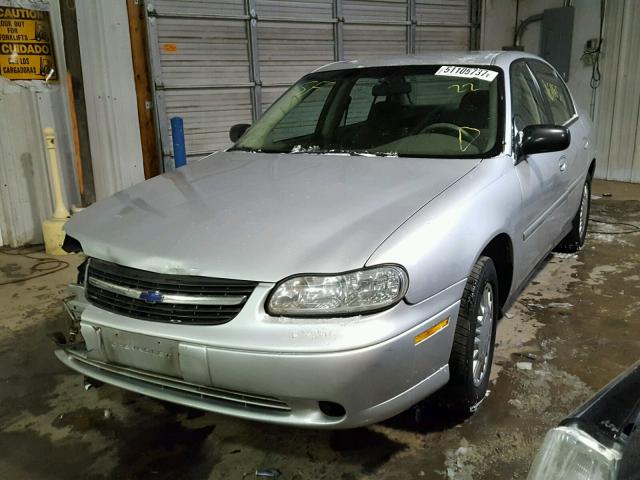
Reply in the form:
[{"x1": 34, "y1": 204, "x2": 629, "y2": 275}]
[{"x1": 56, "y1": 51, "x2": 595, "y2": 428}]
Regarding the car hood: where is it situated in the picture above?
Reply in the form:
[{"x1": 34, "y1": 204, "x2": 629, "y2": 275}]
[{"x1": 66, "y1": 151, "x2": 480, "y2": 282}]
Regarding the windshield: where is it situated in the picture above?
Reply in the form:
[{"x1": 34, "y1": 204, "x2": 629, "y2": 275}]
[{"x1": 232, "y1": 65, "x2": 502, "y2": 158}]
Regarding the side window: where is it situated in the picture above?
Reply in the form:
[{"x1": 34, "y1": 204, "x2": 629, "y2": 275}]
[
  {"x1": 269, "y1": 81, "x2": 334, "y2": 142},
  {"x1": 528, "y1": 61, "x2": 576, "y2": 125},
  {"x1": 343, "y1": 78, "x2": 378, "y2": 125},
  {"x1": 510, "y1": 62, "x2": 550, "y2": 131}
]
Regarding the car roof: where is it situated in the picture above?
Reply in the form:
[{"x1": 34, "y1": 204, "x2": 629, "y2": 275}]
[{"x1": 312, "y1": 50, "x2": 543, "y2": 73}]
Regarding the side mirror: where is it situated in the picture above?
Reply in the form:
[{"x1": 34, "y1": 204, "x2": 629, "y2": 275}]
[
  {"x1": 518, "y1": 125, "x2": 570, "y2": 160},
  {"x1": 229, "y1": 123, "x2": 250, "y2": 143}
]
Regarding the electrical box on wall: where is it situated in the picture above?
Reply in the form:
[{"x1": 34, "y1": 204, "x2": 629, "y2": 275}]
[{"x1": 540, "y1": 6, "x2": 574, "y2": 81}]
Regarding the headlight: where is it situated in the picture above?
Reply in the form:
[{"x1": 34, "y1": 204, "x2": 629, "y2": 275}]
[
  {"x1": 527, "y1": 426, "x2": 622, "y2": 480},
  {"x1": 266, "y1": 265, "x2": 409, "y2": 317}
]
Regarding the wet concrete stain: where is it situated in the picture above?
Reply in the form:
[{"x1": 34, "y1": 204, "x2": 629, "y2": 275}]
[
  {"x1": 1, "y1": 192, "x2": 640, "y2": 479},
  {"x1": 1, "y1": 314, "x2": 220, "y2": 479},
  {"x1": 0, "y1": 431, "x2": 104, "y2": 480},
  {"x1": 0, "y1": 262, "x2": 22, "y2": 278},
  {"x1": 329, "y1": 429, "x2": 406, "y2": 473},
  {"x1": 111, "y1": 417, "x2": 217, "y2": 480}
]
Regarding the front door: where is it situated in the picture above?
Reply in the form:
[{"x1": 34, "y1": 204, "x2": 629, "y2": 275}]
[
  {"x1": 528, "y1": 60, "x2": 586, "y2": 229},
  {"x1": 510, "y1": 61, "x2": 565, "y2": 277}
]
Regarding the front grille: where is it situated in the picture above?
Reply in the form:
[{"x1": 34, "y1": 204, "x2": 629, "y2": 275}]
[{"x1": 86, "y1": 258, "x2": 257, "y2": 325}]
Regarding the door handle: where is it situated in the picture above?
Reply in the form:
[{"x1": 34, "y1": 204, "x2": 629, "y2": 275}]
[{"x1": 559, "y1": 155, "x2": 567, "y2": 172}]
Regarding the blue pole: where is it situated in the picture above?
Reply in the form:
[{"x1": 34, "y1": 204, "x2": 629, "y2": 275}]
[{"x1": 170, "y1": 116, "x2": 187, "y2": 168}]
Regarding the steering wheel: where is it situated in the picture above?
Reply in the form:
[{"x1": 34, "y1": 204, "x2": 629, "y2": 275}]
[{"x1": 420, "y1": 122, "x2": 477, "y2": 143}]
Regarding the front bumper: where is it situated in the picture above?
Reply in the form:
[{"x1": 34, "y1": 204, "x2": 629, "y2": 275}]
[{"x1": 56, "y1": 281, "x2": 464, "y2": 428}]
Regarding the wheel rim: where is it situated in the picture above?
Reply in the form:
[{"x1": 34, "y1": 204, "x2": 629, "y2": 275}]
[
  {"x1": 578, "y1": 183, "x2": 589, "y2": 238},
  {"x1": 473, "y1": 283, "x2": 494, "y2": 386}
]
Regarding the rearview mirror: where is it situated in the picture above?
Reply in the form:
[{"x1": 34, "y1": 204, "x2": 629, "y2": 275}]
[
  {"x1": 229, "y1": 123, "x2": 250, "y2": 143},
  {"x1": 518, "y1": 125, "x2": 570, "y2": 160}
]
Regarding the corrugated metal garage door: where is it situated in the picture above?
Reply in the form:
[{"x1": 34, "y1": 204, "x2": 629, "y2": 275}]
[{"x1": 144, "y1": 0, "x2": 478, "y2": 168}]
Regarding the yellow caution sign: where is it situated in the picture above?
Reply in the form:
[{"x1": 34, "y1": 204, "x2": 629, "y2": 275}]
[{"x1": 0, "y1": 6, "x2": 56, "y2": 81}]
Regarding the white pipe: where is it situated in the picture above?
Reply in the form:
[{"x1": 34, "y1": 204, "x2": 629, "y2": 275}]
[{"x1": 43, "y1": 127, "x2": 70, "y2": 219}]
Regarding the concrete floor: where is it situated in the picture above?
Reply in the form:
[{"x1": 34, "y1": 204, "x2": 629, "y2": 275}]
[{"x1": 1, "y1": 179, "x2": 639, "y2": 480}]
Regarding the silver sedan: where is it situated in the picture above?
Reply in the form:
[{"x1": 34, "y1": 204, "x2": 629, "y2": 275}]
[{"x1": 56, "y1": 51, "x2": 594, "y2": 428}]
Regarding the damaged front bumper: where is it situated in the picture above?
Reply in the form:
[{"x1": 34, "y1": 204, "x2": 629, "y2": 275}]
[{"x1": 54, "y1": 282, "x2": 462, "y2": 428}]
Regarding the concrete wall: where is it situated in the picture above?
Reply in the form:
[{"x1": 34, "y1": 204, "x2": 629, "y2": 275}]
[{"x1": 481, "y1": 0, "x2": 602, "y2": 117}]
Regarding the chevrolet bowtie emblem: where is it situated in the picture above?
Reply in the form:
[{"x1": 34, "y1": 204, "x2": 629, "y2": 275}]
[{"x1": 138, "y1": 290, "x2": 164, "y2": 303}]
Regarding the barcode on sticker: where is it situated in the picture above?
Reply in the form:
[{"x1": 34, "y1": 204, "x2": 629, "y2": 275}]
[{"x1": 435, "y1": 66, "x2": 498, "y2": 82}]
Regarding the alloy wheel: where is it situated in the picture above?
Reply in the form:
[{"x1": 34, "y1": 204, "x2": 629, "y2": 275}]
[
  {"x1": 473, "y1": 283, "x2": 494, "y2": 386},
  {"x1": 578, "y1": 182, "x2": 589, "y2": 238}
]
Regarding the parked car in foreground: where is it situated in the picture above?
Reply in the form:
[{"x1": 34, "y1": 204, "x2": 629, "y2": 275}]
[
  {"x1": 528, "y1": 362, "x2": 640, "y2": 480},
  {"x1": 55, "y1": 51, "x2": 595, "y2": 428}
]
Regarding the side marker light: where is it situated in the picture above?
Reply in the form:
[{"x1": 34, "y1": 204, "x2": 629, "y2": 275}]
[{"x1": 414, "y1": 317, "x2": 450, "y2": 345}]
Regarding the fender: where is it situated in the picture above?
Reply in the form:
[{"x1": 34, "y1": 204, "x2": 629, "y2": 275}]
[{"x1": 366, "y1": 155, "x2": 522, "y2": 304}]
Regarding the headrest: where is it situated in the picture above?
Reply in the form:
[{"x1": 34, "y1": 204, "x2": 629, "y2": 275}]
[
  {"x1": 372, "y1": 77, "x2": 412, "y2": 97},
  {"x1": 459, "y1": 90, "x2": 489, "y2": 112}
]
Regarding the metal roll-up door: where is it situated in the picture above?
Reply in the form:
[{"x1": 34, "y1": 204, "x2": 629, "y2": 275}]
[
  {"x1": 342, "y1": 0, "x2": 407, "y2": 58},
  {"x1": 257, "y1": 0, "x2": 335, "y2": 112},
  {"x1": 594, "y1": 0, "x2": 640, "y2": 183},
  {"x1": 146, "y1": 0, "x2": 252, "y2": 168},
  {"x1": 415, "y1": 0, "x2": 473, "y2": 52},
  {"x1": 144, "y1": 0, "x2": 479, "y2": 167}
]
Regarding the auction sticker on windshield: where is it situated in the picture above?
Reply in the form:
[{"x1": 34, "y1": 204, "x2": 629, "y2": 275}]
[{"x1": 435, "y1": 66, "x2": 498, "y2": 82}]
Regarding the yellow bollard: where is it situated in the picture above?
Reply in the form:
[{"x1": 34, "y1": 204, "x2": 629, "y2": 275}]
[{"x1": 42, "y1": 127, "x2": 71, "y2": 255}]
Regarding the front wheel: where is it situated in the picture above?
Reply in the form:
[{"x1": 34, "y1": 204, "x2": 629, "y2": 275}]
[
  {"x1": 443, "y1": 256, "x2": 498, "y2": 413},
  {"x1": 556, "y1": 177, "x2": 591, "y2": 253}
]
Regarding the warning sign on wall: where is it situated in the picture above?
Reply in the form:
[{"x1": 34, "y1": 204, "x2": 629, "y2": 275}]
[{"x1": 0, "y1": 6, "x2": 56, "y2": 81}]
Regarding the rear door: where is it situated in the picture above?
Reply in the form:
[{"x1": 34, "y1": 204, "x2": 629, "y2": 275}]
[
  {"x1": 527, "y1": 60, "x2": 585, "y2": 228},
  {"x1": 510, "y1": 60, "x2": 563, "y2": 273}
]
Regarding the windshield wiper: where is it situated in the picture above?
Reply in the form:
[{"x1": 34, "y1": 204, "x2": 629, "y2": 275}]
[
  {"x1": 289, "y1": 150, "x2": 327, "y2": 154},
  {"x1": 346, "y1": 151, "x2": 397, "y2": 157},
  {"x1": 290, "y1": 149, "x2": 398, "y2": 156},
  {"x1": 230, "y1": 147, "x2": 397, "y2": 157},
  {"x1": 228, "y1": 146, "x2": 259, "y2": 153}
]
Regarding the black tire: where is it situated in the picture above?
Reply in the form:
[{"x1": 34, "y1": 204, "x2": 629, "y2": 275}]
[
  {"x1": 443, "y1": 256, "x2": 498, "y2": 413},
  {"x1": 555, "y1": 177, "x2": 591, "y2": 253}
]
